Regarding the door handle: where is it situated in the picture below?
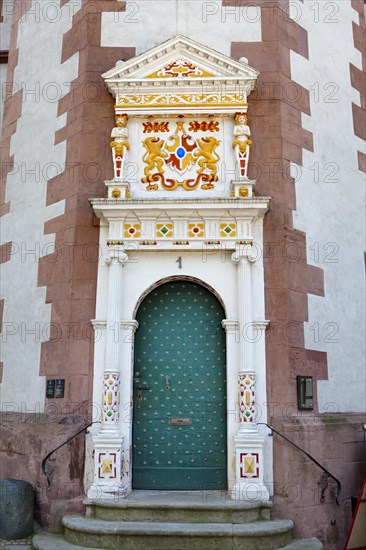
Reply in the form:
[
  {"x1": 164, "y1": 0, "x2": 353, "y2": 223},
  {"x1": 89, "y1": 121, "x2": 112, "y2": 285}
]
[{"x1": 137, "y1": 385, "x2": 151, "y2": 401}]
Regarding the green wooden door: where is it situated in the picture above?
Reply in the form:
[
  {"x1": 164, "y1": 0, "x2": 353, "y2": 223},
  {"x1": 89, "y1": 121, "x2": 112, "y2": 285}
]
[{"x1": 132, "y1": 281, "x2": 227, "y2": 490}]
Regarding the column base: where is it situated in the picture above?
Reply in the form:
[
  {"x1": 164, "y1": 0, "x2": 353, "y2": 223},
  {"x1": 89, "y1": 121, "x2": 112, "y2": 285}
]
[
  {"x1": 231, "y1": 481, "x2": 270, "y2": 502},
  {"x1": 87, "y1": 433, "x2": 128, "y2": 500},
  {"x1": 105, "y1": 179, "x2": 130, "y2": 199},
  {"x1": 87, "y1": 482, "x2": 132, "y2": 501},
  {"x1": 232, "y1": 429, "x2": 270, "y2": 502},
  {"x1": 230, "y1": 179, "x2": 256, "y2": 198}
]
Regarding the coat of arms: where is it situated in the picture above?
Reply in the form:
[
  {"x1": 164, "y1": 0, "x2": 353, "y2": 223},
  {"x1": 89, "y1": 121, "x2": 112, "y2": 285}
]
[{"x1": 141, "y1": 120, "x2": 221, "y2": 191}]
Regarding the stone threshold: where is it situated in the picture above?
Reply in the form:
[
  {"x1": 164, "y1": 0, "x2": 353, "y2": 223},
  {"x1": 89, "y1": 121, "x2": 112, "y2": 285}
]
[{"x1": 84, "y1": 490, "x2": 273, "y2": 509}]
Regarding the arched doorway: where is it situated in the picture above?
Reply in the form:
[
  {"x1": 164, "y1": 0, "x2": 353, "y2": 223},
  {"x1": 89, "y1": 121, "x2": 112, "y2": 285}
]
[{"x1": 132, "y1": 280, "x2": 227, "y2": 490}]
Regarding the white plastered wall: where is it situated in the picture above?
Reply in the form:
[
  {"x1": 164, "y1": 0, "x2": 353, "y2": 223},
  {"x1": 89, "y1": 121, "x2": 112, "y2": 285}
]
[
  {"x1": 0, "y1": 0, "x2": 81, "y2": 408},
  {"x1": 101, "y1": 0, "x2": 261, "y2": 55},
  {"x1": 289, "y1": 0, "x2": 365, "y2": 413}
]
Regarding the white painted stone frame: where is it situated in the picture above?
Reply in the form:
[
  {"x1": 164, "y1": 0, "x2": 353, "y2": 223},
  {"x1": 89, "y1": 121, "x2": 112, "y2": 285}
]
[
  {"x1": 86, "y1": 35, "x2": 273, "y2": 500},
  {"x1": 86, "y1": 200, "x2": 272, "y2": 499}
]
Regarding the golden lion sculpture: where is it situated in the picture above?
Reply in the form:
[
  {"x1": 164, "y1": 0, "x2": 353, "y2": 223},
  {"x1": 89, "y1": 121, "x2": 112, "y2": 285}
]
[
  {"x1": 141, "y1": 137, "x2": 169, "y2": 185},
  {"x1": 193, "y1": 137, "x2": 221, "y2": 178}
]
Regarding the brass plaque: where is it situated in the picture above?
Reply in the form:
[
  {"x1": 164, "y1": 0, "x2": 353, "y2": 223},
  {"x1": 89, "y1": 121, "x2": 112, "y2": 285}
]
[{"x1": 168, "y1": 417, "x2": 192, "y2": 426}]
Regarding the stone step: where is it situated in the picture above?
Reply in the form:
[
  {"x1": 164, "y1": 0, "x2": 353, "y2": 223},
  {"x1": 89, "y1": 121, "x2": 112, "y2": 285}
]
[
  {"x1": 86, "y1": 491, "x2": 272, "y2": 524},
  {"x1": 279, "y1": 539, "x2": 323, "y2": 550},
  {"x1": 32, "y1": 532, "x2": 323, "y2": 550},
  {"x1": 61, "y1": 515, "x2": 294, "y2": 549}
]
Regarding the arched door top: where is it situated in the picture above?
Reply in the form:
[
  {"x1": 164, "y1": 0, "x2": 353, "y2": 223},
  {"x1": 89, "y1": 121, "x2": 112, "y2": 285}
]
[{"x1": 133, "y1": 275, "x2": 227, "y2": 320}]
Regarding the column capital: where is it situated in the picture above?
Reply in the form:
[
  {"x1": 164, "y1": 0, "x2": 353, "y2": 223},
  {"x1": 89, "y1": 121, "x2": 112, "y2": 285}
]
[
  {"x1": 120, "y1": 320, "x2": 139, "y2": 332},
  {"x1": 221, "y1": 320, "x2": 239, "y2": 333},
  {"x1": 104, "y1": 248, "x2": 129, "y2": 266},
  {"x1": 231, "y1": 247, "x2": 256, "y2": 265},
  {"x1": 91, "y1": 319, "x2": 107, "y2": 331},
  {"x1": 253, "y1": 320, "x2": 270, "y2": 331}
]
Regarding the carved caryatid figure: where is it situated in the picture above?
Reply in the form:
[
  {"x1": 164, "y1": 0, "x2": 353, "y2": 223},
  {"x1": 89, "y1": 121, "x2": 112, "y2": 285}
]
[
  {"x1": 110, "y1": 114, "x2": 130, "y2": 179},
  {"x1": 232, "y1": 113, "x2": 252, "y2": 179}
]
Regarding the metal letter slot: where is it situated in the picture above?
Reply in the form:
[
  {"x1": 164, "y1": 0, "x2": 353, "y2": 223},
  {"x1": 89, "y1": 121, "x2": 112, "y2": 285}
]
[{"x1": 168, "y1": 418, "x2": 192, "y2": 426}]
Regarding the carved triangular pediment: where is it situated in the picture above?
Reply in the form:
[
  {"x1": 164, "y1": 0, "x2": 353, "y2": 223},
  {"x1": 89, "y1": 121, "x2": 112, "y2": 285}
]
[
  {"x1": 103, "y1": 35, "x2": 258, "y2": 81},
  {"x1": 102, "y1": 35, "x2": 259, "y2": 113}
]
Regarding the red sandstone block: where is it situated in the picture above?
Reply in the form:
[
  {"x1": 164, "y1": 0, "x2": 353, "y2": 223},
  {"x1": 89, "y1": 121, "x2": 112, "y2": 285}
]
[
  {"x1": 67, "y1": 340, "x2": 92, "y2": 375},
  {"x1": 38, "y1": 252, "x2": 72, "y2": 288},
  {"x1": 40, "y1": 339, "x2": 70, "y2": 376},
  {"x1": 351, "y1": 0, "x2": 366, "y2": 16},
  {"x1": 352, "y1": 103, "x2": 366, "y2": 140},
  {"x1": 0, "y1": 241, "x2": 12, "y2": 264},
  {"x1": 85, "y1": 46, "x2": 135, "y2": 73},
  {"x1": 350, "y1": 64, "x2": 366, "y2": 102},
  {"x1": 61, "y1": 21, "x2": 89, "y2": 64},
  {"x1": 94, "y1": 0, "x2": 127, "y2": 13},
  {"x1": 343, "y1": 440, "x2": 366, "y2": 462},
  {"x1": 68, "y1": 375, "x2": 91, "y2": 403},
  {"x1": 0, "y1": 120, "x2": 17, "y2": 143},
  {"x1": 266, "y1": 288, "x2": 289, "y2": 319},
  {"x1": 2, "y1": 89, "x2": 22, "y2": 129},
  {"x1": 279, "y1": 19, "x2": 308, "y2": 59},
  {"x1": 282, "y1": 120, "x2": 313, "y2": 151},
  {"x1": 288, "y1": 289, "x2": 308, "y2": 321},
  {"x1": 54, "y1": 117, "x2": 83, "y2": 146},
  {"x1": 232, "y1": 42, "x2": 281, "y2": 73},
  {"x1": 352, "y1": 22, "x2": 366, "y2": 56},
  {"x1": 282, "y1": 140, "x2": 303, "y2": 166},
  {"x1": 0, "y1": 202, "x2": 10, "y2": 217},
  {"x1": 358, "y1": 151, "x2": 366, "y2": 172},
  {"x1": 283, "y1": 180, "x2": 296, "y2": 210},
  {"x1": 44, "y1": 213, "x2": 76, "y2": 236},
  {"x1": 44, "y1": 281, "x2": 73, "y2": 304},
  {"x1": 281, "y1": 102, "x2": 303, "y2": 126}
]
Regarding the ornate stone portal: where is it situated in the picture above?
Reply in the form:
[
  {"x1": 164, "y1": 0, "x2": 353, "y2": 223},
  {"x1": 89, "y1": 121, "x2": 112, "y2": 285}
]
[{"x1": 88, "y1": 35, "x2": 271, "y2": 501}]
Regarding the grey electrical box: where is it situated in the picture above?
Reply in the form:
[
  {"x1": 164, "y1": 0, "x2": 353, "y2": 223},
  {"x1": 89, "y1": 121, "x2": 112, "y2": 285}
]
[{"x1": 297, "y1": 376, "x2": 313, "y2": 410}]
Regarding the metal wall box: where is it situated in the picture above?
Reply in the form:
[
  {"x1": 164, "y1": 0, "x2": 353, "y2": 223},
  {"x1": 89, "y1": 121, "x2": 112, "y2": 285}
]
[
  {"x1": 297, "y1": 376, "x2": 313, "y2": 410},
  {"x1": 46, "y1": 380, "x2": 55, "y2": 399},
  {"x1": 55, "y1": 379, "x2": 65, "y2": 398}
]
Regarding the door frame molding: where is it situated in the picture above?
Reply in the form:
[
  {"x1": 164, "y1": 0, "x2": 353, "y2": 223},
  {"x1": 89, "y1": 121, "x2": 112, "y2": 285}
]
[{"x1": 86, "y1": 210, "x2": 272, "y2": 501}]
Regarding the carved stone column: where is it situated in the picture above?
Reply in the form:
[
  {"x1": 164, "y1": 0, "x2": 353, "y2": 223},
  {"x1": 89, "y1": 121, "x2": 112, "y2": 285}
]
[
  {"x1": 88, "y1": 248, "x2": 128, "y2": 499},
  {"x1": 221, "y1": 319, "x2": 239, "y2": 491},
  {"x1": 231, "y1": 246, "x2": 269, "y2": 501},
  {"x1": 119, "y1": 319, "x2": 139, "y2": 494}
]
